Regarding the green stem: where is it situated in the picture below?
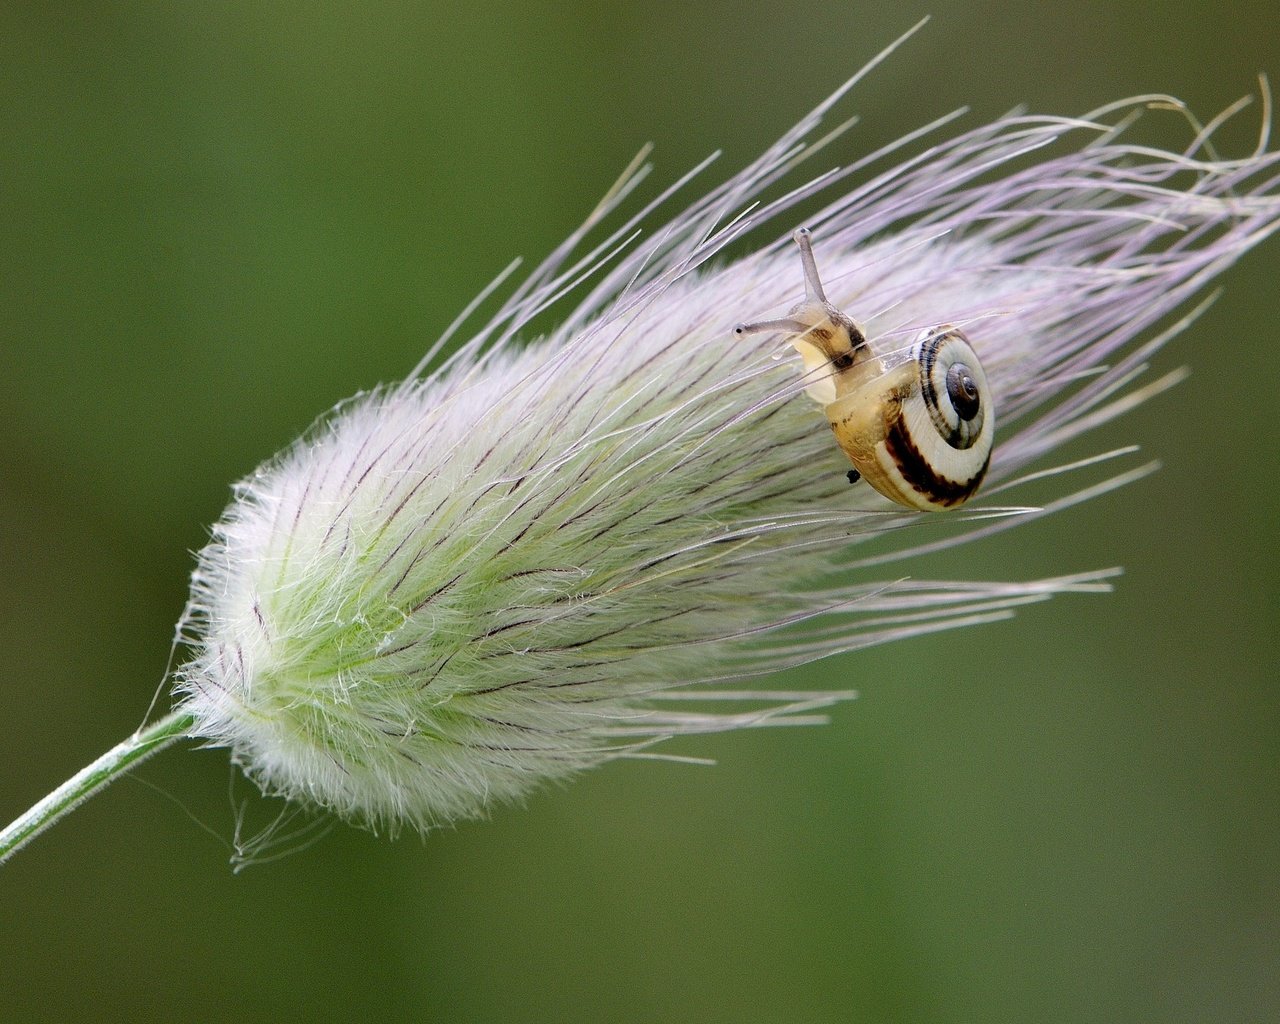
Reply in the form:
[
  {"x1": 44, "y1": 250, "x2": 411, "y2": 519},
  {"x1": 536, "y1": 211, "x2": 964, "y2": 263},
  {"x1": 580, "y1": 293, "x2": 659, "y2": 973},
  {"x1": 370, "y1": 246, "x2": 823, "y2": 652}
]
[{"x1": 0, "y1": 709, "x2": 195, "y2": 866}]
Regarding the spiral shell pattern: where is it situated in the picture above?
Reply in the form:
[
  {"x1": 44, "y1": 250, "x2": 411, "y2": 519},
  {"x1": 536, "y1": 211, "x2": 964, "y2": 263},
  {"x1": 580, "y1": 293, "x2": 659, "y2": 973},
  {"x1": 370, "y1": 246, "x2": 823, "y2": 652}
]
[{"x1": 841, "y1": 326, "x2": 994, "y2": 511}]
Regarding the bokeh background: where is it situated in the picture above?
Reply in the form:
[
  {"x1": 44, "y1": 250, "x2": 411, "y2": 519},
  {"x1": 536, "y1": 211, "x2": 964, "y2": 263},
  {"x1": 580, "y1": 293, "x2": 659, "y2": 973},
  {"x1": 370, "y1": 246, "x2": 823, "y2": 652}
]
[{"x1": 2, "y1": 3, "x2": 1276, "y2": 1022}]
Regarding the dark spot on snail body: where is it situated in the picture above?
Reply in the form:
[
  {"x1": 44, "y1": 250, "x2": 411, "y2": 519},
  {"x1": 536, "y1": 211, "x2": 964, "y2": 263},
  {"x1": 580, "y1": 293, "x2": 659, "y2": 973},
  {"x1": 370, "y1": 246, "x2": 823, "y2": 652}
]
[
  {"x1": 885, "y1": 418, "x2": 988, "y2": 507},
  {"x1": 846, "y1": 469, "x2": 861, "y2": 485},
  {"x1": 831, "y1": 351, "x2": 855, "y2": 370},
  {"x1": 946, "y1": 362, "x2": 981, "y2": 420},
  {"x1": 837, "y1": 314, "x2": 868, "y2": 355}
]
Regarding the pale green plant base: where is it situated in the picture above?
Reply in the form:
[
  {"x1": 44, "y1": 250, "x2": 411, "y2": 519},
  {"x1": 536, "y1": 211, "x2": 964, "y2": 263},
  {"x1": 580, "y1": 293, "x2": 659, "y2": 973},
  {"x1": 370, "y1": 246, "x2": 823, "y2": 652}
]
[{"x1": 0, "y1": 709, "x2": 194, "y2": 866}]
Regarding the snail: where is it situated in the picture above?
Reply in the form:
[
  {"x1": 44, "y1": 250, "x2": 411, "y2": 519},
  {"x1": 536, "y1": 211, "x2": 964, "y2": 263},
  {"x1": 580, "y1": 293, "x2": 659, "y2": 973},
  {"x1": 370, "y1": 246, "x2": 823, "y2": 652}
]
[{"x1": 734, "y1": 228, "x2": 994, "y2": 511}]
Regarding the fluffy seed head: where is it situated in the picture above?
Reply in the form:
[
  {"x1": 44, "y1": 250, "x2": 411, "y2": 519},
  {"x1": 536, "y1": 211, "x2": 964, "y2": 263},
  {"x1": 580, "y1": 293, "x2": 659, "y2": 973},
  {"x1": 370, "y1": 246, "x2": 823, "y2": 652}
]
[{"x1": 174, "y1": 53, "x2": 1280, "y2": 833}]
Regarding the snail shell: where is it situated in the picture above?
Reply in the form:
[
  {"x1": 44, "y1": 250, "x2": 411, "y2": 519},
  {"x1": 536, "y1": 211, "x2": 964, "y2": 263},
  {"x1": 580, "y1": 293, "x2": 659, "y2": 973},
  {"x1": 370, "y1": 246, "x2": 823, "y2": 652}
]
[
  {"x1": 825, "y1": 327, "x2": 993, "y2": 510},
  {"x1": 735, "y1": 228, "x2": 994, "y2": 511}
]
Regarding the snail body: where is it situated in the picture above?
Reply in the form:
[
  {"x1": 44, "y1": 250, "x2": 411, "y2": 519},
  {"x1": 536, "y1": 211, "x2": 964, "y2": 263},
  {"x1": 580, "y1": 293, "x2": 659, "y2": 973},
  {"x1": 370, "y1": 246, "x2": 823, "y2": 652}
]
[{"x1": 735, "y1": 229, "x2": 994, "y2": 511}]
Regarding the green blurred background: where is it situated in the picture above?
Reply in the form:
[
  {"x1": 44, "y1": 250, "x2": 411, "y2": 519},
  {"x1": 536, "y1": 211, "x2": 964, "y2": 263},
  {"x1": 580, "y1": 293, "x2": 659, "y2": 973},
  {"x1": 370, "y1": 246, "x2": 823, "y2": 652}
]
[{"x1": 2, "y1": 3, "x2": 1276, "y2": 1022}]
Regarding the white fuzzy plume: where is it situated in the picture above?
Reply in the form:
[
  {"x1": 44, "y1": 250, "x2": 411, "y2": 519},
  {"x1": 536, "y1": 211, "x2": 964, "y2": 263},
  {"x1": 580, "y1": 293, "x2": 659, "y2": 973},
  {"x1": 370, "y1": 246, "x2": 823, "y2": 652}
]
[{"x1": 175, "y1": 44, "x2": 1280, "y2": 832}]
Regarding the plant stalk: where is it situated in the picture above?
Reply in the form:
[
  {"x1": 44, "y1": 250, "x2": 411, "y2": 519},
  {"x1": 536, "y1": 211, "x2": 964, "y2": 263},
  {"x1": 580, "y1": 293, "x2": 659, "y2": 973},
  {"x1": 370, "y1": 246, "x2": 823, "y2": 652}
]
[{"x1": 0, "y1": 709, "x2": 195, "y2": 866}]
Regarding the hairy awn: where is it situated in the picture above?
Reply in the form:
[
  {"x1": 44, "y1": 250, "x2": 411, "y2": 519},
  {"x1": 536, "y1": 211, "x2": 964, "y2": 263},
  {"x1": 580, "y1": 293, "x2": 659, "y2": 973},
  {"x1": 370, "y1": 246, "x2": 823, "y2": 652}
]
[{"x1": 3, "y1": 30, "x2": 1277, "y2": 864}]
